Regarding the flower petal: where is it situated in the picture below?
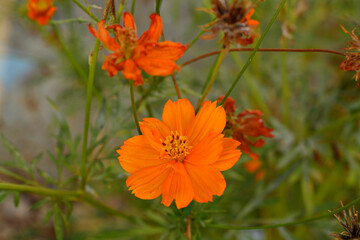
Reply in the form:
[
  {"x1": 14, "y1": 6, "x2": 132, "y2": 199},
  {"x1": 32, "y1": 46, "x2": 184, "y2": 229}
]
[
  {"x1": 138, "y1": 13, "x2": 162, "y2": 44},
  {"x1": 184, "y1": 163, "x2": 226, "y2": 203},
  {"x1": 117, "y1": 135, "x2": 168, "y2": 174},
  {"x1": 161, "y1": 161, "x2": 194, "y2": 208},
  {"x1": 89, "y1": 20, "x2": 120, "y2": 52},
  {"x1": 185, "y1": 133, "x2": 223, "y2": 165},
  {"x1": 212, "y1": 138, "x2": 241, "y2": 171},
  {"x1": 126, "y1": 162, "x2": 172, "y2": 200},
  {"x1": 186, "y1": 101, "x2": 226, "y2": 145},
  {"x1": 162, "y1": 99, "x2": 195, "y2": 135},
  {"x1": 122, "y1": 59, "x2": 144, "y2": 85},
  {"x1": 122, "y1": 12, "x2": 137, "y2": 32},
  {"x1": 140, "y1": 118, "x2": 171, "y2": 152},
  {"x1": 102, "y1": 53, "x2": 124, "y2": 77},
  {"x1": 144, "y1": 41, "x2": 186, "y2": 61},
  {"x1": 135, "y1": 57, "x2": 178, "y2": 76}
]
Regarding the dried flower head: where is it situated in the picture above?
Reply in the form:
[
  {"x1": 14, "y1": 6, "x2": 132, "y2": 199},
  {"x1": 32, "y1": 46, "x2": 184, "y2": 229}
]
[
  {"x1": 330, "y1": 201, "x2": 360, "y2": 240},
  {"x1": 217, "y1": 95, "x2": 273, "y2": 180},
  {"x1": 201, "y1": 0, "x2": 259, "y2": 48},
  {"x1": 27, "y1": 0, "x2": 57, "y2": 25},
  {"x1": 89, "y1": 12, "x2": 186, "y2": 85},
  {"x1": 117, "y1": 99, "x2": 241, "y2": 209},
  {"x1": 340, "y1": 25, "x2": 360, "y2": 85}
]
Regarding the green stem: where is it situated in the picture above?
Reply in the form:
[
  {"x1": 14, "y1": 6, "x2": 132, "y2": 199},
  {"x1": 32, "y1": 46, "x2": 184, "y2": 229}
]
[
  {"x1": 81, "y1": 40, "x2": 101, "y2": 190},
  {"x1": 50, "y1": 19, "x2": 94, "y2": 24},
  {"x1": 131, "y1": 0, "x2": 136, "y2": 15},
  {"x1": 221, "y1": 0, "x2": 287, "y2": 105},
  {"x1": 155, "y1": 0, "x2": 163, "y2": 14},
  {"x1": 201, "y1": 52, "x2": 221, "y2": 94},
  {"x1": 72, "y1": 0, "x2": 100, "y2": 22},
  {"x1": 117, "y1": 0, "x2": 127, "y2": 23},
  {"x1": 0, "y1": 167, "x2": 38, "y2": 186},
  {"x1": 130, "y1": 81, "x2": 142, "y2": 135},
  {"x1": 0, "y1": 182, "x2": 132, "y2": 220},
  {"x1": 196, "y1": 48, "x2": 226, "y2": 112},
  {"x1": 206, "y1": 197, "x2": 360, "y2": 230}
]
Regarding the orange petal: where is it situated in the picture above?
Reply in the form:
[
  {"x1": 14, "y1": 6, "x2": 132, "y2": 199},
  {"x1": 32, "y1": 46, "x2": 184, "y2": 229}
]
[
  {"x1": 185, "y1": 133, "x2": 223, "y2": 165},
  {"x1": 185, "y1": 101, "x2": 226, "y2": 145},
  {"x1": 162, "y1": 99, "x2": 195, "y2": 135},
  {"x1": 89, "y1": 20, "x2": 120, "y2": 52},
  {"x1": 122, "y1": 12, "x2": 137, "y2": 33},
  {"x1": 138, "y1": 13, "x2": 162, "y2": 44},
  {"x1": 140, "y1": 118, "x2": 171, "y2": 152},
  {"x1": 161, "y1": 161, "x2": 194, "y2": 208},
  {"x1": 213, "y1": 138, "x2": 241, "y2": 171},
  {"x1": 122, "y1": 59, "x2": 144, "y2": 85},
  {"x1": 135, "y1": 57, "x2": 178, "y2": 76},
  {"x1": 244, "y1": 160, "x2": 262, "y2": 173},
  {"x1": 184, "y1": 163, "x2": 226, "y2": 203},
  {"x1": 126, "y1": 162, "x2": 172, "y2": 200},
  {"x1": 144, "y1": 41, "x2": 186, "y2": 61},
  {"x1": 117, "y1": 135, "x2": 168, "y2": 174}
]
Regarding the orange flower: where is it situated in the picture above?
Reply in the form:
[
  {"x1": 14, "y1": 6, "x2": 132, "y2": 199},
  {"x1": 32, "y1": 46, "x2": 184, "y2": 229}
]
[
  {"x1": 27, "y1": 0, "x2": 56, "y2": 25},
  {"x1": 89, "y1": 12, "x2": 186, "y2": 85},
  {"x1": 201, "y1": 0, "x2": 259, "y2": 48},
  {"x1": 117, "y1": 99, "x2": 241, "y2": 209},
  {"x1": 340, "y1": 25, "x2": 360, "y2": 84}
]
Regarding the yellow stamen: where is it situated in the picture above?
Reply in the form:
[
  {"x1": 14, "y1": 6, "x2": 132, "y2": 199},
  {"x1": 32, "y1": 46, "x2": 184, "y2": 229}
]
[{"x1": 161, "y1": 131, "x2": 191, "y2": 162}]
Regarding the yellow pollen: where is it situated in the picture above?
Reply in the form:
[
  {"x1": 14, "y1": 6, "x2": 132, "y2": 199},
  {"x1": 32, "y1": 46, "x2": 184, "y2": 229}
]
[
  {"x1": 161, "y1": 131, "x2": 191, "y2": 162},
  {"x1": 36, "y1": 1, "x2": 50, "y2": 11},
  {"x1": 116, "y1": 28, "x2": 138, "y2": 59}
]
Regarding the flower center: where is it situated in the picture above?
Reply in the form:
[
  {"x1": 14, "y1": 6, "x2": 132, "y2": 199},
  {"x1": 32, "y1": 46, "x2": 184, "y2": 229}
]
[
  {"x1": 161, "y1": 131, "x2": 191, "y2": 162},
  {"x1": 116, "y1": 28, "x2": 138, "y2": 59},
  {"x1": 36, "y1": 1, "x2": 51, "y2": 11}
]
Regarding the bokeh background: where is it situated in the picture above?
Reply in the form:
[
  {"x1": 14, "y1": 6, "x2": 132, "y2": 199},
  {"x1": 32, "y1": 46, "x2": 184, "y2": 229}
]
[{"x1": 0, "y1": 0, "x2": 359, "y2": 239}]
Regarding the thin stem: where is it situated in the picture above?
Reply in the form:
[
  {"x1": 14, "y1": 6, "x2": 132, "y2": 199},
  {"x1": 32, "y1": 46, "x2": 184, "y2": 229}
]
[
  {"x1": 171, "y1": 74, "x2": 182, "y2": 99},
  {"x1": 131, "y1": 0, "x2": 136, "y2": 15},
  {"x1": 0, "y1": 167, "x2": 38, "y2": 186},
  {"x1": 155, "y1": 0, "x2": 163, "y2": 14},
  {"x1": 221, "y1": 0, "x2": 287, "y2": 105},
  {"x1": 206, "y1": 197, "x2": 360, "y2": 230},
  {"x1": 81, "y1": 39, "x2": 101, "y2": 190},
  {"x1": 181, "y1": 48, "x2": 345, "y2": 68},
  {"x1": 51, "y1": 24, "x2": 88, "y2": 82},
  {"x1": 201, "y1": 52, "x2": 222, "y2": 94},
  {"x1": 130, "y1": 81, "x2": 142, "y2": 135},
  {"x1": 117, "y1": 0, "x2": 126, "y2": 23},
  {"x1": 195, "y1": 48, "x2": 226, "y2": 112},
  {"x1": 0, "y1": 182, "x2": 132, "y2": 220},
  {"x1": 72, "y1": 0, "x2": 100, "y2": 22},
  {"x1": 186, "y1": 216, "x2": 192, "y2": 240},
  {"x1": 50, "y1": 18, "x2": 94, "y2": 24}
]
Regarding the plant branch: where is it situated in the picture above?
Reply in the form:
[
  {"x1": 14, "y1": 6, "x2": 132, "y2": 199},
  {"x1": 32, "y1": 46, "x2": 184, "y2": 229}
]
[
  {"x1": 72, "y1": 0, "x2": 100, "y2": 22},
  {"x1": 181, "y1": 48, "x2": 345, "y2": 68}
]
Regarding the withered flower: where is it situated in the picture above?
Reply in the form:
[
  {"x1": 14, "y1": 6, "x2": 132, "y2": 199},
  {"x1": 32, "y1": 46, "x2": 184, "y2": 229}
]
[
  {"x1": 201, "y1": 0, "x2": 259, "y2": 48},
  {"x1": 340, "y1": 25, "x2": 360, "y2": 85},
  {"x1": 330, "y1": 201, "x2": 360, "y2": 240},
  {"x1": 217, "y1": 95, "x2": 273, "y2": 180}
]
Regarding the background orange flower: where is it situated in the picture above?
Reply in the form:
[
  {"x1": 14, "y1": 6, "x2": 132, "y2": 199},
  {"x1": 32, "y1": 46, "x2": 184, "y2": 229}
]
[
  {"x1": 89, "y1": 12, "x2": 186, "y2": 85},
  {"x1": 27, "y1": 0, "x2": 56, "y2": 25},
  {"x1": 117, "y1": 99, "x2": 241, "y2": 208}
]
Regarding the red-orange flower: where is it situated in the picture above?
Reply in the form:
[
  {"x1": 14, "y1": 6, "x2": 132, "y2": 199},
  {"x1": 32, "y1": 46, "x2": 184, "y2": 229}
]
[
  {"x1": 89, "y1": 12, "x2": 186, "y2": 85},
  {"x1": 117, "y1": 99, "x2": 241, "y2": 209},
  {"x1": 27, "y1": 0, "x2": 56, "y2": 25},
  {"x1": 201, "y1": 0, "x2": 259, "y2": 47},
  {"x1": 340, "y1": 25, "x2": 360, "y2": 84},
  {"x1": 217, "y1": 96, "x2": 273, "y2": 180}
]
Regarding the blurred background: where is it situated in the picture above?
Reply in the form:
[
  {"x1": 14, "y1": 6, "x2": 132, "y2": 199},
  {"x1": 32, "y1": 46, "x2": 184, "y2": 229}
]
[{"x1": 0, "y1": 0, "x2": 359, "y2": 239}]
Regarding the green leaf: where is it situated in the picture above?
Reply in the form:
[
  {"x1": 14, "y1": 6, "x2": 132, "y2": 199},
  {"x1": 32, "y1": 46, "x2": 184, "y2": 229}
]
[
  {"x1": 30, "y1": 198, "x2": 49, "y2": 211},
  {"x1": 54, "y1": 204, "x2": 65, "y2": 240},
  {"x1": 0, "y1": 134, "x2": 28, "y2": 171},
  {"x1": 13, "y1": 191, "x2": 20, "y2": 207},
  {"x1": 0, "y1": 190, "x2": 10, "y2": 203},
  {"x1": 37, "y1": 168, "x2": 57, "y2": 184},
  {"x1": 43, "y1": 209, "x2": 54, "y2": 226}
]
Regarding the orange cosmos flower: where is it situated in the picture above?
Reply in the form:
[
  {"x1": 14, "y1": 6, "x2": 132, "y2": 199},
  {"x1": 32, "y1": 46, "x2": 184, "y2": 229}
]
[
  {"x1": 201, "y1": 0, "x2": 259, "y2": 48},
  {"x1": 27, "y1": 0, "x2": 56, "y2": 25},
  {"x1": 340, "y1": 25, "x2": 360, "y2": 85},
  {"x1": 89, "y1": 12, "x2": 186, "y2": 86},
  {"x1": 117, "y1": 99, "x2": 241, "y2": 209}
]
